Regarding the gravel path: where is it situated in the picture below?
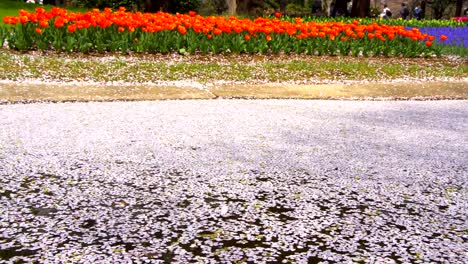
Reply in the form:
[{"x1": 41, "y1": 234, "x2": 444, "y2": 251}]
[{"x1": 0, "y1": 100, "x2": 467, "y2": 263}]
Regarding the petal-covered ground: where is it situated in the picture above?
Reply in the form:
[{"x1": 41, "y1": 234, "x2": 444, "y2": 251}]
[{"x1": 0, "y1": 100, "x2": 466, "y2": 263}]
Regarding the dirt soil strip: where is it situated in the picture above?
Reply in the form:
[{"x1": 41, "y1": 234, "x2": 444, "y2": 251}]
[
  {"x1": 213, "y1": 81, "x2": 468, "y2": 100},
  {"x1": 0, "y1": 81, "x2": 467, "y2": 103},
  {"x1": 0, "y1": 83, "x2": 215, "y2": 103}
]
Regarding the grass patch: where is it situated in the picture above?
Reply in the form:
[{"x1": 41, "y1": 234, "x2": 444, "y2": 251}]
[
  {"x1": 0, "y1": 50, "x2": 466, "y2": 84},
  {"x1": 441, "y1": 46, "x2": 468, "y2": 57}
]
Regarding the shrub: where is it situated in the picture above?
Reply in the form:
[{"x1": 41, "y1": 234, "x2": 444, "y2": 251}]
[
  {"x1": 79, "y1": 0, "x2": 144, "y2": 10},
  {"x1": 169, "y1": 0, "x2": 202, "y2": 14}
]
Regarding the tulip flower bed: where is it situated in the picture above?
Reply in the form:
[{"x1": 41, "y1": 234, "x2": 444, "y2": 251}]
[
  {"x1": 414, "y1": 27, "x2": 468, "y2": 47},
  {"x1": 0, "y1": 7, "x2": 451, "y2": 57},
  {"x1": 406, "y1": 26, "x2": 468, "y2": 57}
]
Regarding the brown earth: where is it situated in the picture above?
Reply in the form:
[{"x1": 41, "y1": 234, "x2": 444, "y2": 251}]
[{"x1": 1, "y1": 81, "x2": 466, "y2": 103}]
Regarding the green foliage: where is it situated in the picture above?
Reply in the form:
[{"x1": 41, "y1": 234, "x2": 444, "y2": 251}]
[
  {"x1": 0, "y1": 26, "x2": 6, "y2": 47},
  {"x1": 237, "y1": 0, "x2": 266, "y2": 16},
  {"x1": 430, "y1": 0, "x2": 456, "y2": 19},
  {"x1": 286, "y1": 3, "x2": 308, "y2": 13},
  {"x1": 369, "y1": 7, "x2": 380, "y2": 18},
  {"x1": 199, "y1": 0, "x2": 282, "y2": 16},
  {"x1": 265, "y1": 0, "x2": 280, "y2": 10},
  {"x1": 198, "y1": 0, "x2": 227, "y2": 15},
  {"x1": 169, "y1": 0, "x2": 202, "y2": 14},
  {"x1": 440, "y1": 45, "x2": 468, "y2": 57},
  {"x1": 78, "y1": 0, "x2": 144, "y2": 10}
]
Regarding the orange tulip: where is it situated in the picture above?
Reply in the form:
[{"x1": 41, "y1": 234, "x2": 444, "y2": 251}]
[
  {"x1": 19, "y1": 16, "x2": 28, "y2": 24},
  {"x1": 440, "y1": 35, "x2": 447, "y2": 42},
  {"x1": 35, "y1": 27, "x2": 42, "y2": 34},
  {"x1": 266, "y1": 35, "x2": 271, "y2": 41},
  {"x1": 3, "y1": 16, "x2": 18, "y2": 25},
  {"x1": 177, "y1": 25, "x2": 187, "y2": 35},
  {"x1": 54, "y1": 17, "x2": 66, "y2": 28},
  {"x1": 67, "y1": 24, "x2": 76, "y2": 33},
  {"x1": 35, "y1": 7, "x2": 46, "y2": 14},
  {"x1": 425, "y1": 41, "x2": 432, "y2": 47},
  {"x1": 19, "y1": 9, "x2": 29, "y2": 17},
  {"x1": 39, "y1": 20, "x2": 49, "y2": 28}
]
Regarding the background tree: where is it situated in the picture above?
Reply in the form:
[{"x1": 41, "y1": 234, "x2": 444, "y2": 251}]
[
  {"x1": 454, "y1": 0, "x2": 463, "y2": 16},
  {"x1": 350, "y1": 0, "x2": 369, "y2": 17},
  {"x1": 78, "y1": 0, "x2": 201, "y2": 13},
  {"x1": 427, "y1": 0, "x2": 457, "y2": 19},
  {"x1": 279, "y1": 0, "x2": 287, "y2": 12},
  {"x1": 417, "y1": 0, "x2": 468, "y2": 19},
  {"x1": 76, "y1": 0, "x2": 137, "y2": 9},
  {"x1": 144, "y1": 0, "x2": 168, "y2": 12},
  {"x1": 168, "y1": 0, "x2": 201, "y2": 13},
  {"x1": 237, "y1": 0, "x2": 266, "y2": 16},
  {"x1": 226, "y1": 0, "x2": 237, "y2": 14},
  {"x1": 332, "y1": 0, "x2": 349, "y2": 16},
  {"x1": 421, "y1": 0, "x2": 426, "y2": 19},
  {"x1": 213, "y1": 0, "x2": 228, "y2": 14}
]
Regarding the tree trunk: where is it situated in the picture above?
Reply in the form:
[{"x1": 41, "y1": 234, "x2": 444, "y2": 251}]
[
  {"x1": 280, "y1": 0, "x2": 287, "y2": 13},
  {"x1": 226, "y1": 0, "x2": 237, "y2": 15},
  {"x1": 455, "y1": 0, "x2": 463, "y2": 17},
  {"x1": 421, "y1": 0, "x2": 426, "y2": 19},
  {"x1": 351, "y1": 0, "x2": 369, "y2": 17}
]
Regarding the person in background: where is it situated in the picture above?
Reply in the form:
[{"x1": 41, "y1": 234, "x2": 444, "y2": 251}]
[
  {"x1": 380, "y1": 4, "x2": 391, "y2": 19},
  {"x1": 347, "y1": 0, "x2": 352, "y2": 15},
  {"x1": 400, "y1": 3, "x2": 410, "y2": 19},
  {"x1": 414, "y1": 5, "x2": 422, "y2": 20}
]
